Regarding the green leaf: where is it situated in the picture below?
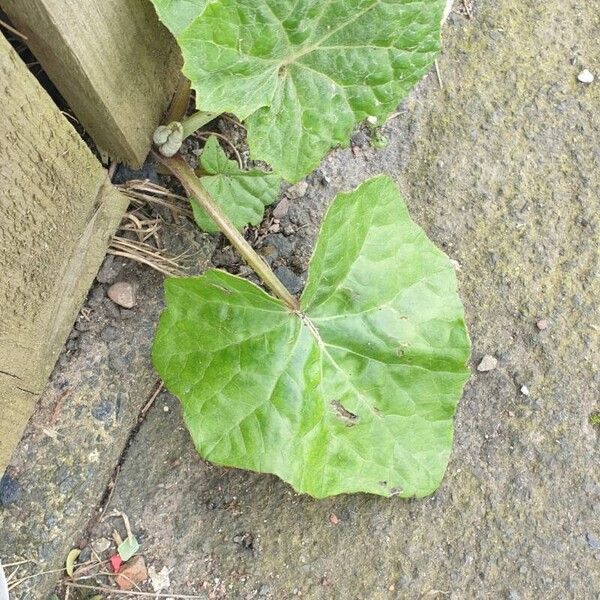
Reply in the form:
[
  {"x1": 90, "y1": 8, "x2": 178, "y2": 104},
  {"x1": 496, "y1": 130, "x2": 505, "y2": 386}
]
[
  {"x1": 153, "y1": 175, "x2": 471, "y2": 498},
  {"x1": 151, "y1": 0, "x2": 207, "y2": 36},
  {"x1": 117, "y1": 536, "x2": 140, "y2": 562},
  {"x1": 173, "y1": 0, "x2": 446, "y2": 182},
  {"x1": 192, "y1": 136, "x2": 281, "y2": 233},
  {"x1": 65, "y1": 548, "x2": 80, "y2": 577}
]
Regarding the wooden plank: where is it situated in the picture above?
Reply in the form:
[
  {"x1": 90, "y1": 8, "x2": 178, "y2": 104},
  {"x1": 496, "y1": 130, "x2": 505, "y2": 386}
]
[
  {"x1": 0, "y1": 0, "x2": 181, "y2": 167},
  {"x1": 0, "y1": 33, "x2": 129, "y2": 473}
]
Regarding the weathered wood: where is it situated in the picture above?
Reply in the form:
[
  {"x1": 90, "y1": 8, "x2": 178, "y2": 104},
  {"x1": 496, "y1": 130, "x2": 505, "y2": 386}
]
[
  {"x1": 0, "y1": 0, "x2": 181, "y2": 167},
  {"x1": 0, "y1": 34, "x2": 129, "y2": 473}
]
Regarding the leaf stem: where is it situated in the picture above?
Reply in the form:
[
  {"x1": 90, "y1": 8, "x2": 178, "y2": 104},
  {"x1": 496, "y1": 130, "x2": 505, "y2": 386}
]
[
  {"x1": 163, "y1": 75, "x2": 192, "y2": 123},
  {"x1": 155, "y1": 153, "x2": 300, "y2": 311},
  {"x1": 181, "y1": 110, "x2": 219, "y2": 138}
]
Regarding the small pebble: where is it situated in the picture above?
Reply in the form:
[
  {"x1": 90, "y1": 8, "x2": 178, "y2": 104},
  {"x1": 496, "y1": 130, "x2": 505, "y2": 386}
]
[
  {"x1": 96, "y1": 255, "x2": 119, "y2": 284},
  {"x1": 91, "y1": 537, "x2": 112, "y2": 553},
  {"x1": 286, "y1": 181, "x2": 308, "y2": 199},
  {"x1": 100, "y1": 325, "x2": 119, "y2": 343},
  {"x1": 536, "y1": 319, "x2": 548, "y2": 331},
  {"x1": 577, "y1": 69, "x2": 594, "y2": 84},
  {"x1": 107, "y1": 282, "x2": 136, "y2": 309},
  {"x1": 477, "y1": 354, "x2": 498, "y2": 372},
  {"x1": 329, "y1": 513, "x2": 339, "y2": 525},
  {"x1": 212, "y1": 246, "x2": 239, "y2": 268},
  {"x1": 91, "y1": 399, "x2": 115, "y2": 421},
  {"x1": 520, "y1": 385, "x2": 530, "y2": 396},
  {"x1": 0, "y1": 473, "x2": 22, "y2": 506},
  {"x1": 351, "y1": 130, "x2": 370, "y2": 147},
  {"x1": 272, "y1": 198, "x2": 289, "y2": 219},
  {"x1": 258, "y1": 244, "x2": 278, "y2": 265},
  {"x1": 87, "y1": 285, "x2": 106, "y2": 308},
  {"x1": 274, "y1": 266, "x2": 303, "y2": 295},
  {"x1": 366, "y1": 115, "x2": 378, "y2": 125},
  {"x1": 586, "y1": 532, "x2": 600, "y2": 551},
  {"x1": 163, "y1": 405, "x2": 170, "y2": 412},
  {"x1": 108, "y1": 353, "x2": 128, "y2": 373}
]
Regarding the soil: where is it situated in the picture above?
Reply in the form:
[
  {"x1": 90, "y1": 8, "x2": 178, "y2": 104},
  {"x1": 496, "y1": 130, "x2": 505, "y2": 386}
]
[{"x1": 1, "y1": 1, "x2": 599, "y2": 599}]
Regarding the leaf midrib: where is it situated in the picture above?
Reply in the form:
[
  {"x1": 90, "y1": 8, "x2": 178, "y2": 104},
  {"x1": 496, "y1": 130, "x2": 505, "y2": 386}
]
[{"x1": 278, "y1": 0, "x2": 383, "y2": 68}]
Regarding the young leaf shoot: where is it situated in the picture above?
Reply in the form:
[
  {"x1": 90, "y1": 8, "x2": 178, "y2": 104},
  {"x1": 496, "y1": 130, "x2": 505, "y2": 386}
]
[{"x1": 192, "y1": 136, "x2": 281, "y2": 232}]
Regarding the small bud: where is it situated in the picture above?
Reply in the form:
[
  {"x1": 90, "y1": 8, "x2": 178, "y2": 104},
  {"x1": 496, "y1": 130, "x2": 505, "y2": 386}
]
[{"x1": 153, "y1": 122, "x2": 184, "y2": 157}]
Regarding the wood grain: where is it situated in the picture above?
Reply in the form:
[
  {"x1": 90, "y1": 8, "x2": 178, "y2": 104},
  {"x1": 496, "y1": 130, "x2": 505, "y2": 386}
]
[
  {"x1": 0, "y1": 0, "x2": 181, "y2": 166},
  {"x1": 0, "y1": 34, "x2": 129, "y2": 473}
]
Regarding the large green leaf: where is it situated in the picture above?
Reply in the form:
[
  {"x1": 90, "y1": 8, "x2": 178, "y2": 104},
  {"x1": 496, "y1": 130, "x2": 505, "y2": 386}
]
[
  {"x1": 151, "y1": 0, "x2": 207, "y2": 36},
  {"x1": 153, "y1": 175, "x2": 471, "y2": 497},
  {"x1": 170, "y1": 0, "x2": 446, "y2": 182},
  {"x1": 192, "y1": 136, "x2": 281, "y2": 232}
]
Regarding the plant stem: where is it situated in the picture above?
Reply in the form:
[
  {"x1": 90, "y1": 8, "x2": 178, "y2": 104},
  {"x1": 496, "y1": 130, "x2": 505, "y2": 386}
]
[
  {"x1": 181, "y1": 110, "x2": 219, "y2": 138},
  {"x1": 164, "y1": 74, "x2": 191, "y2": 123},
  {"x1": 155, "y1": 153, "x2": 300, "y2": 311}
]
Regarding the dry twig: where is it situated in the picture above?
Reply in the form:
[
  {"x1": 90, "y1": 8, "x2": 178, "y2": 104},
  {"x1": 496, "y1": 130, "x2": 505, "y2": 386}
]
[
  {"x1": 141, "y1": 381, "x2": 164, "y2": 419},
  {"x1": 434, "y1": 60, "x2": 443, "y2": 90},
  {"x1": 65, "y1": 582, "x2": 204, "y2": 599},
  {"x1": 462, "y1": 0, "x2": 473, "y2": 18},
  {"x1": 0, "y1": 559, "x2": 36, "y2": 569},
  {"x1": 0, "y1": 18, "x2": 27, "y2": 40},
  {"x1": 119, "y1": 180, "x2": 193, "y2": 219},
  {"x1": 99, "y1": 466, "x2": 121, "y2": 520}
]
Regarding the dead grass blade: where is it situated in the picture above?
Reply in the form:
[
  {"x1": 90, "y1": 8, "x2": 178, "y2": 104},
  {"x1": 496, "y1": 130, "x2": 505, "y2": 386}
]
[
  {"x1": 108, "y1": 237, "x2": 187, "y2": 277},
  {"x1": 118, "y1": 180, "x2": 193, "y2": 219}
]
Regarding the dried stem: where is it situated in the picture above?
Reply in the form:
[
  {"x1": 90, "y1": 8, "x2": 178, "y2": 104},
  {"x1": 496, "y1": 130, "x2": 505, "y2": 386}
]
[
  {"x1": 65, "y1": 582, "x2": 204, "y2": 599},
  {"x1": 164, "y1": 75, "x2": 192, "y2": 123},
  {"x1": 0, "y1": 18, "x2": 28, "y2": 40}
]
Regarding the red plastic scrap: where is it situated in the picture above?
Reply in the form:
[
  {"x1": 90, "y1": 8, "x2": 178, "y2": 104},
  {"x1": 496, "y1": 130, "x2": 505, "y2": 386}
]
[{"x1": 110, "y1": 554, "x2": 123, "y2": 573}]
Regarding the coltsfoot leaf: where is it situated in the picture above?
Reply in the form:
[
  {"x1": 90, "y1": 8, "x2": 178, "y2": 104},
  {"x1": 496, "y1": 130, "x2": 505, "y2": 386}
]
[
  {"x1": 151, "y1": 0, "x2": 207, "y2": 36},
  {"x1": 163, "y1": 0, "x2": 446, "y2": 182},
  {"x1": 192, "y1": 136, "x2": 281, "y2": 232},
  {"x1": 153, "y1": 175, "x2": 471, "y2": 498}
]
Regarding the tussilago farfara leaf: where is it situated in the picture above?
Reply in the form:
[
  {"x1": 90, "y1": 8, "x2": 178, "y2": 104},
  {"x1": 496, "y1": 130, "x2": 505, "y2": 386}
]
[
  {"x1": 191, "y1": 136, "x2": 281, "y2": 232},
  {"x1": 151, "y1": 0, "x2": 207, "y2": 36},
  {"x1": 153, "y1": 0, "x2": 447, "y2": 182},
  {"x1": 153, "y1": 175, "x2": 471, "y2": 498}
]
